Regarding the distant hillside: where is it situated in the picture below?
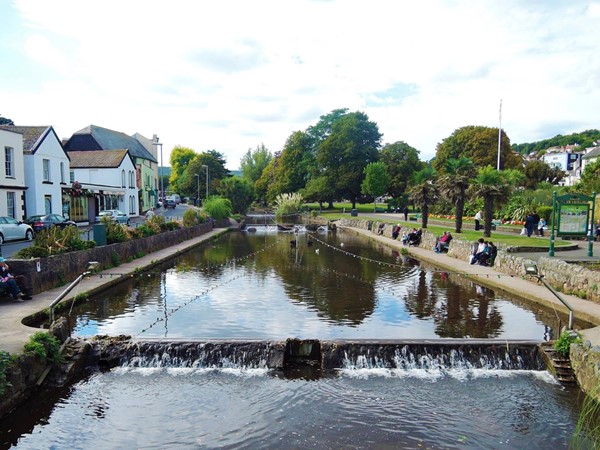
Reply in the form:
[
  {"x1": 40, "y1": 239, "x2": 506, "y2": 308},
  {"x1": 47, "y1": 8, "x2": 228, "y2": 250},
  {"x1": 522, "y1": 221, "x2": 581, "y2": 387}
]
[{"x1": 512, "y1": 129, "x2": 600, "y2": 154}]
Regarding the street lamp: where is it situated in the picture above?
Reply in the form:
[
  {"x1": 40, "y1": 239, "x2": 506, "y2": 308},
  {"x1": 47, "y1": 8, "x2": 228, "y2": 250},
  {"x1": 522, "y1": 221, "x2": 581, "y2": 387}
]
[
  {"x1": 524, "y1": 262, "x2": 574, "y2": 330},
  {"x1": 152, "y1": 140, "x2": 164, "y2": 205},
  {"x1": 194, "y1": 174, "x2": 200, "y2": 206},
  {"x1": 202, "y1": 164, "x2": 209, "y2": 199}
]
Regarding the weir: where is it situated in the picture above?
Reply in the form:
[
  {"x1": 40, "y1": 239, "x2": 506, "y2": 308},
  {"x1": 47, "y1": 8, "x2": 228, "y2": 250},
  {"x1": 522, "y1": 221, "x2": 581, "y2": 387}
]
[{"x1": 92, "y1": 337, "x2": 546, "y2": 373}]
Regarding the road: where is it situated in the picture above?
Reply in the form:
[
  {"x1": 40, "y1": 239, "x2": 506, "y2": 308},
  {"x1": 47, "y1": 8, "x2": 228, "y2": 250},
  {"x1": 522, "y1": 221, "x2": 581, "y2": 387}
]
[{"x1": 0, "y1": 204, "x2": 193, "y2": 259}]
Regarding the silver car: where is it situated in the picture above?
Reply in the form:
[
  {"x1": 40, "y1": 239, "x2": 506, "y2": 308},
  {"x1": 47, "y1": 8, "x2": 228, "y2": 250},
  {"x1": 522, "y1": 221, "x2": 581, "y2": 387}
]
[
  {"x1": 95, "y1": 210, "x2": 130, "y2": 225},
  {"x1": 0, "y1": 216, "x2": 34, "y2": 244}
]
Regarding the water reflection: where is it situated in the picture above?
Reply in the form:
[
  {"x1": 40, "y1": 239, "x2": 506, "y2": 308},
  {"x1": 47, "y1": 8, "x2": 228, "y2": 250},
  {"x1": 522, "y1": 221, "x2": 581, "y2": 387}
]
[{"x1": 62, "y1": 230, "x2": 574, "y2": 340}]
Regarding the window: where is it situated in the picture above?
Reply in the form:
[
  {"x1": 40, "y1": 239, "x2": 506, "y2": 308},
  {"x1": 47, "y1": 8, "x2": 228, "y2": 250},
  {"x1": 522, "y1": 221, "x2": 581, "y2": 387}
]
[
  {"x1": 129, "y1": 171, "x2": 135, "y2": 188},
  {"x1": 6, "y1": 192, "x2": 15, "y2": 218},
  {"x1": 121, "y1": 170, "x2": 126, "y2": 188},
  {"x1": 70, "y1": 170, "x2": 75, "y2": 183},
  {"x1": 4, "y1": 147, "x2": 14, "y2": 177},
  {"x1": 60, "y1": 162, "x2": 65, "y2": 183},
  {"x1": 44, "y1": 195, "x2": 52, "y2": 215},
  {"x1": 43, "y1": 159, "x2": 51, "y2": 181}
]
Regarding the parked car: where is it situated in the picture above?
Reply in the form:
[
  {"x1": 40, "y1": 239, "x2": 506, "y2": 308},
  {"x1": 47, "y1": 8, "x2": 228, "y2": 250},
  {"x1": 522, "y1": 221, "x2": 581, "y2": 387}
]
[
  {"x1": 0, "y1": 216, "x2": 34, "y2": 244},
  {"x1": 25, "y1": 214, "x2": 77, "y2": 234},
  {"x1": 164, "y1": 198, "x2": 177, "y2": 209},
  {"x1": 95, "y1": 210, "x2": 130, "y2": 225}
]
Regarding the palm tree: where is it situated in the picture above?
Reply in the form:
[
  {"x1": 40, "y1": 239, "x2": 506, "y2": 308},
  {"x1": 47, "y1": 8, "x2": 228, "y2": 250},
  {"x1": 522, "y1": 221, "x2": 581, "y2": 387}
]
[
  {"x1": 408, "y1": 167, "x2": 438, "y2": 229},
  {"x1": 438, "y1": 157, "x2": 475, "y2": 234},
  {"x1": 468, "y1": 166, "x2": 511, "y2": 237}
]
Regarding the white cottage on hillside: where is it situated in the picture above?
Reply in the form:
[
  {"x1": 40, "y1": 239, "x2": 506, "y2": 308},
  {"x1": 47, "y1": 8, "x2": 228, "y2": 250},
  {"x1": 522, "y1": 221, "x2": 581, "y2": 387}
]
[
  {"x1": 0, "y1": 125, "x2": 70, "y2": 218},
  {"x1": 67, "y1": 150, "x2": 138, "y2": 223},
  {"x1": 0, "y1": 128, "x2": 27, "y2": 219}
]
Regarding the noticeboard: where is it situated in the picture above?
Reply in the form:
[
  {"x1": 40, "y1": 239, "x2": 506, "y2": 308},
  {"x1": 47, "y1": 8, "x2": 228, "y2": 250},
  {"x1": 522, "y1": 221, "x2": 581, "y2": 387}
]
[{"x1": 557, "y1": 203, "x2": 589, "y2": 236}]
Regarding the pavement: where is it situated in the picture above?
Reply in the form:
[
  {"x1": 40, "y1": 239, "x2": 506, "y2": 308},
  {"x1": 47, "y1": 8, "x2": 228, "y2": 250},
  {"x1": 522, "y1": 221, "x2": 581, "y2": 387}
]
[
  {"x1": 2, "y1": 219, "x2": 600, "y2": 356},
  {"x1": 0, "y1": 228, "x2": 228, "y2": 355}
]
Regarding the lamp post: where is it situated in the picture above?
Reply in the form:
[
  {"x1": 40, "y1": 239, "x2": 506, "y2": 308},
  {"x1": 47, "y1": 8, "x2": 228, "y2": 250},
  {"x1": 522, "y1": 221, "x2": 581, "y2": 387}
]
[
  {"x1": 152, "y1": 140, "x2": 164, "y2": 205},
  {"x1": 194, "y1": 174, "x2": 200, "y2": 206},
  {"x1": 202, "y1": 164, "x2": 209, "y2": 199},
  {"x1": 524, "y1": 262, "x2": 574, "y2": 330}
]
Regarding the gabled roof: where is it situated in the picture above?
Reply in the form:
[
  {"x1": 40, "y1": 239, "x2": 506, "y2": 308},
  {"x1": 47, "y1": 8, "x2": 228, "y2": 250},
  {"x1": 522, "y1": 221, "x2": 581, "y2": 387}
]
[
  {"x1": 0, "y1": 125, "x2": 69, "y2": 159},
  {"x1": 583, "y1": 147, "x2": 600, "y2": 159},
  {"x1": 64, "y1": 125, "x2": 157, "y2": 163},
  {"x1": 67, "y1": 149, "x2": 133, "y2": 168}
]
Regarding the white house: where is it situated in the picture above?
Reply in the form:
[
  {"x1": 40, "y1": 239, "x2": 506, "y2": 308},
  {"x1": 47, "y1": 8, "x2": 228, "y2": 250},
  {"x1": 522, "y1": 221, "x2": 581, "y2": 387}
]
[
  {"x1": 0, "y1": 125, "x2": 70, "y2": 218},
  {"x1": 0, "y1": 128, "x2": 27, "y2": 219},
  {"x1": 67, "y1": 149, "x2": 138, "y2": 223},
  {"x1": 582, "y1": 146, "x2": 600, "y2": 172}
]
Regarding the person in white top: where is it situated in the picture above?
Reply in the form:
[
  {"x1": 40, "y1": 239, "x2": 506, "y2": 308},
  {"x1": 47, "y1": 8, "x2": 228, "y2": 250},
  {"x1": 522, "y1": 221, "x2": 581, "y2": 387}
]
[{"x1": 474, "y1": 211, "x2": 482, "y2": 231}]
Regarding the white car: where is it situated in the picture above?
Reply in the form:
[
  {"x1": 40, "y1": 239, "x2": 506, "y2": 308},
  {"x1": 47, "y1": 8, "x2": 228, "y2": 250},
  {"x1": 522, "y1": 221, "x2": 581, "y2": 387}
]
[
  {"x1": 95, "y1": 210, "x2": 130, "y2": 225},
  {"x1": 0, "y1": 216, "x2": 34, "y2": 244}
]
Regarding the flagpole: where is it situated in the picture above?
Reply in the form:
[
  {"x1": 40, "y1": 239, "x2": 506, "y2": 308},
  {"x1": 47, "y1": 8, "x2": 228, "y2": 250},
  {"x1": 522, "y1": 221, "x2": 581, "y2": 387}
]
[{"x1": 497, "y1": 99, "x2": 502, "y2": 170}]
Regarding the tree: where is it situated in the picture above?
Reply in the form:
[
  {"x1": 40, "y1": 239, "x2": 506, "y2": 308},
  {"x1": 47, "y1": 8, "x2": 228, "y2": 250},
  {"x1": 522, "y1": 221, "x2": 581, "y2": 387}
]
[
  {"x1": 523, "y1": 160, "x2": 564, "y2": 189},
  {"x1": 580, "y1": 159, "x2": 600, "y2": 193},
  {"x1": 379, "y1": 141, "x2": 424, "y2": 199},
  {"x1": 434, "y1": 126, "x2": 522, "y2": 171},
  {"x1": 408, "y1": 167, "x2": 438, "y2": 229},
  {"x1": 306, "y1": 108, "x2": 349, "y2": 145},
  {"x1": 268, "y1": 131, "x2": 314, "y2": 200},
  {"x1": 468, "y1": 166, "x2": 512, "y2": 237},
  {"x1": 0, "y1": 115, "x2": 14, "y2": 126},
  {"x1": 361, "y1": 162, "x2": 390, "y2": 212},
  {"x1": 180, "y1": 150, "x2": 228, "y2": 200},
  {"x1": 438, "y1": 157, "x2": 475, "y2": 233},
  {"x1": 302, "y1": 175, "x2": 336, "y2": 210},
  {"x1": 315, "y1": 111, "x2": 382, "y2": 208},
  {"x1": 240, "y1": 144, "x2": 272, "y2": 184},
  {"x1": 169, "y1": 146, "x2": 197, "y2": 193},
  {"x1": 218, "y1": 176, "x2": 255, "y2": 214}
]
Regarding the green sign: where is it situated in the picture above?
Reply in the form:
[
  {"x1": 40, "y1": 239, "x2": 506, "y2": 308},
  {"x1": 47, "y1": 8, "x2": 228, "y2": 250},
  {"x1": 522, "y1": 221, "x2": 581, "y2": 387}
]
[{"x1": 557, "y1": 203, "x2": 589, "y2": 236}]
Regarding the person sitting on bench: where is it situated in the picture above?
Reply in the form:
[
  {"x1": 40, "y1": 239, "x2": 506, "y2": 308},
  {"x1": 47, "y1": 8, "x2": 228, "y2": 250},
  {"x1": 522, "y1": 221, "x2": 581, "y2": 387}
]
[
  {"x1": 434, "y1": 231, "x2": 452, "y2": 253},
  {"x1": 0, "y1": 257, "x2": 32, "y2": 301}
]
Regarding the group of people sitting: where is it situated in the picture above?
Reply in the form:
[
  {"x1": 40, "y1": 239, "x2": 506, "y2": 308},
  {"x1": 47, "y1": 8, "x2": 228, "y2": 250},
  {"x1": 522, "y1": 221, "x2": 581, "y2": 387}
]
[
  {"x1": 0, "y1": 257, "x2": 32, "y2": 301},
  {"x1": 402, "y1": 228, "x2": 422, "y2": 246},
  {"x1": 470, "y1": 238, "x2": 498, "y2": 266}
]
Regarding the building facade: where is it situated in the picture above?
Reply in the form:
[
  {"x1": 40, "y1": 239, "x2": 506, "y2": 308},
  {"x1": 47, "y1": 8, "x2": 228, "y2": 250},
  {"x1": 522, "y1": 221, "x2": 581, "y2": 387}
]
[{"x1": 0, "y1": 128, "x2": 27, "y2": 219}]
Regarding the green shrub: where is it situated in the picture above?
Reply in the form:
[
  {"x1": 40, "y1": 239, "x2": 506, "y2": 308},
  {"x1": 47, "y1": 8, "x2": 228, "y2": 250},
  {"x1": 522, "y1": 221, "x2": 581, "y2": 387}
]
[
  {"x1": 0, "y1": 351, "x2": 12, "y2": 396},
  {"x1": 203, "y1": 196, "x2": 233, "y2": 221},
  {"x1": 274, "y1": 192, "x2": 304, "y2": 221},
  {"x1": 105, "y1": 221, "x2": 131, "y2": 244},
  {"x1": 24, "y1": 332, "x2": 62, "y2": 363},
  {"x1": 111, "y1": 251, "x2": 121, "y2": 267},
  {"x1": 14, "y1": 225, "x2": 92, "y2": 259},
  {"x1": 537, "y1": 205, "x2": 553, "y2": 222},
  {"x1": 135, "y1": 223, "x2": 156, "y2": 237},
  {"x1": 554, "y1": 331, "x2": 582, "y2": 357}
]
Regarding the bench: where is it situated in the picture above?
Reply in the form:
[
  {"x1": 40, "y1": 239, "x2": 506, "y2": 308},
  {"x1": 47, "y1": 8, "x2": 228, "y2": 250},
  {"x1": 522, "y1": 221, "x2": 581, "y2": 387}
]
[{"x1": 409, "y1": 214, "x2": 421, "y2": 222}]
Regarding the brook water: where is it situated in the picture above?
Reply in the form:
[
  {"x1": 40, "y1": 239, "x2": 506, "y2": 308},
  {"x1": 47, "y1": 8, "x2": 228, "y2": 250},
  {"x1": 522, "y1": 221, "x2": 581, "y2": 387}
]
[{"x1": 1, "y1": 228, "x2": 594, "y2": 448}]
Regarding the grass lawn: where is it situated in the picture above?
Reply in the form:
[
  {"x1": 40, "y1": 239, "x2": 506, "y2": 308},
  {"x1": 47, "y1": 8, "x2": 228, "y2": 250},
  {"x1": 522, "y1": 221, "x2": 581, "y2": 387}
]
[{"x1": 315, "y1": 210, "x2": 572, "y2": 248}]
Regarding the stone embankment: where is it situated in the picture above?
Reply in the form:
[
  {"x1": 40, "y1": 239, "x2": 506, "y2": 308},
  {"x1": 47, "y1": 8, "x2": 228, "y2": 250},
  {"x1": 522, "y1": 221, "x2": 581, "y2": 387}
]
[
  {"x1": 340, "y1": 218, "x2": 600, "y2": 303},
  {"x1": 338, "y1": 218, "x2": 600, "y2": 400}
]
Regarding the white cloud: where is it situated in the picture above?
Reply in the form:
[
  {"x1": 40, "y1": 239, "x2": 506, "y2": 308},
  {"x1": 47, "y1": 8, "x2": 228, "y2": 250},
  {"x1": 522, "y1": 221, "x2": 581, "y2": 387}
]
[{"x1": 3, "y1": 0, "x2": 600, "y2": 168}]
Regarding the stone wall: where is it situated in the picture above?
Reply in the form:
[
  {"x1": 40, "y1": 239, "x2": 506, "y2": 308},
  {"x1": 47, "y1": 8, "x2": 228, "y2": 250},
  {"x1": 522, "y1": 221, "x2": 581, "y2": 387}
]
[
  {"x1": 571, "y1": 342, "x2": 600, "y2": 402},
  {"x1": 338, "y1": 218, "x2": 600, "y2": 304},
  {"x1": 7, "y1": 222, "x2": 216, "y2": 295}
]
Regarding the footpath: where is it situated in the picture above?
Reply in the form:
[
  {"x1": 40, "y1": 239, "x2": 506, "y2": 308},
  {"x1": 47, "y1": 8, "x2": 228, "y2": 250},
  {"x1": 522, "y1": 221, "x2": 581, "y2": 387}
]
[
  {"x1": 340, "y1": 218, "x2": 600, "y2": 346},
  {"x1": 0, "y1": 228, "x2": 228, "y2": 355}
]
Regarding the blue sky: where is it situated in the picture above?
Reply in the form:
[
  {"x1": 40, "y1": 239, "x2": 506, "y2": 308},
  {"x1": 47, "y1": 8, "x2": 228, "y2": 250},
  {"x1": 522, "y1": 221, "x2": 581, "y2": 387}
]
[{"x1": 2, "y1": 0, "x2": 599, "y2": 169}]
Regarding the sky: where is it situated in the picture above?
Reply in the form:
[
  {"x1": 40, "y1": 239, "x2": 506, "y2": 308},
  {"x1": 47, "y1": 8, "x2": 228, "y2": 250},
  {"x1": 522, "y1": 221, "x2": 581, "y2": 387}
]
[{"x1": 1, "y1": 0, "x2": 599, "y2": 170}]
